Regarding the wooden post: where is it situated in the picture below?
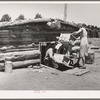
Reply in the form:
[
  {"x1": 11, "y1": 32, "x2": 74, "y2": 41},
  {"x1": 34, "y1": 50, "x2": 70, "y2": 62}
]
[{"x1": 64, "y1": 4, "x2": 67, "y2": 21}]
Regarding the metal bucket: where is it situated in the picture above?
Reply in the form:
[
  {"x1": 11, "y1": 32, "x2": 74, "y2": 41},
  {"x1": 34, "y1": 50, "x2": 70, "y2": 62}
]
[
  {"x1": 5, "y1": 57, "x2": 13, "y2": 73},
  {"x1": 85, "y1": 52, "x2": 95, "y2": 64}
]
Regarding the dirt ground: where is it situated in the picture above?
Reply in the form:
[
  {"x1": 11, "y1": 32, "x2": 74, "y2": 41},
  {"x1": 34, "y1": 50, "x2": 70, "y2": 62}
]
[{"x1": 0, "y1": 52, "x2": 100, "y2": 90}]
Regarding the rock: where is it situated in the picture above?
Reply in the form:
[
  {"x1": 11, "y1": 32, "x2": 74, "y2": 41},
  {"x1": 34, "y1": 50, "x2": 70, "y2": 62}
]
[
  {"x1": 51, "y1": 72, "x2": 58, "y2": 75},
  {"x1": 33, "y1": 69, "x2": 43, "y2": 73},
  {"x1": 45, "y1": 77, "x2": 49, "y2": 80},
  {"x1": 33, "y1": 65, "x2": 41, "y2": 69}
]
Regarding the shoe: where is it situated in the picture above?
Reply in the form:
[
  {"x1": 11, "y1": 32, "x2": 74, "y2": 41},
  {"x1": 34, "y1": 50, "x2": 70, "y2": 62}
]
[
  {"x1": 74, "y1": 63, "x2": 80, "y2": 67},
  {"x1": 79, "y1": 66, "x2": 86, "y2": 69}
]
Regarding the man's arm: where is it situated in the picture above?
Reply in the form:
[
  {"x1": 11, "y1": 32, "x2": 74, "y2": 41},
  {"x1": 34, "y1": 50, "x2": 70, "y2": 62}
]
[{"x1": 49, "y1": 48, "x2": 54, "y2": 59}]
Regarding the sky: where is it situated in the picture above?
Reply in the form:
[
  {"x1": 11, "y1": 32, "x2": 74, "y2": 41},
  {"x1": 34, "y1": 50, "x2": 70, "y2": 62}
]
[{"x1": 0, "y1": 2, "x2": 100, "y2": 27}]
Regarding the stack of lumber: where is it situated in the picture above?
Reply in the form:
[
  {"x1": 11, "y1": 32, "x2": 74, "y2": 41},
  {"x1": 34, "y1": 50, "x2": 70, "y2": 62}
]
[{"x1": 0, "y1": 49, "x2": 40, "y2": 70}]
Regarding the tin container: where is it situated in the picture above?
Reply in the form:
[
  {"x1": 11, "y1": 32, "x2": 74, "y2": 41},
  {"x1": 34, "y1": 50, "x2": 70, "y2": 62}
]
[
  {"x1": 5, "y1": 57, "x2": 12, "y2": 73},
  {"x1": 85, "y1": 52, "x2": 95, "y2": 64}
]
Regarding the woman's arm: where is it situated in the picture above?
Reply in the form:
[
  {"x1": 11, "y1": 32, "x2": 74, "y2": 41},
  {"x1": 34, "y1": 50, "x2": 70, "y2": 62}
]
[{"x1": 72, "y1": 28, "x2": 82, "y2": 35}]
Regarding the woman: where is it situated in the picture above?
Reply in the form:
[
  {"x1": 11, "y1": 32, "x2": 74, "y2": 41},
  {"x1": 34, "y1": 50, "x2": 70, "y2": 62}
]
[{"x1": 72, "y1": 26, "x2": 88, "y2": 69}]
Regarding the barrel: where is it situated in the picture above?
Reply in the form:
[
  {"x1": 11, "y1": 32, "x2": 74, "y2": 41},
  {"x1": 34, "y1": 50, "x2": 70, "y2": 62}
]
[
  {"x1": 85, "y1": 52, "x2": 95, "y2": 64},
  {"x1": 5, "y1": 57, "x2": 13, "y2": 73}
]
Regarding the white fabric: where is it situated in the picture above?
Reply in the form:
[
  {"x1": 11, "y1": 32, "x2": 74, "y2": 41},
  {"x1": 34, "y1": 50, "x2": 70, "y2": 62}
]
[
  {"x1": 59, "y1": 33, "x2": 71, "y2": 42},
  {"x1": 55, "y1": 43, "x2": 62, "y2": 50},
  {"x1": 54, "y1": 53, "x2": 64, "y2": 63},
  {"x1": 72, "y1": 46, "x2": 80, "y2": 51}
]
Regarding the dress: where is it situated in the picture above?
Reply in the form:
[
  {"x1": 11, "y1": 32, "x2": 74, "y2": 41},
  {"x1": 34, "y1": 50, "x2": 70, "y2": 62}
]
[{"x1": 79, "y1": 28, "x2": 88, "y2": 57}]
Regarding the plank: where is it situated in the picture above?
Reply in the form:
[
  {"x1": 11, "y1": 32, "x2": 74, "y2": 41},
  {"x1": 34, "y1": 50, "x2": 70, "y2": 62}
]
[{"x1": 63, "y1": 68, "x2": 90, "y2": 76}]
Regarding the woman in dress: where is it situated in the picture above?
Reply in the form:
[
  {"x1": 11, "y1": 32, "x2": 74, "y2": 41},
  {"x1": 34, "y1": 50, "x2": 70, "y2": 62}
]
[{"x1": 72, "y1": 27, "x2": 88, "y2": 69}]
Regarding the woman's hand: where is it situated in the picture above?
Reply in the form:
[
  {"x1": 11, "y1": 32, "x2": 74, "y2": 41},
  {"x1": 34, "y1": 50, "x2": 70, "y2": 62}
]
[{"x1": 76, "y1": 37, "x2": 80, "y2": 40}]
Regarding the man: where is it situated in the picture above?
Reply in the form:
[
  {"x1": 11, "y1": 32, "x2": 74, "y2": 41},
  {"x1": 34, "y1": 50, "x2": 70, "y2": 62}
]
[
  {"x1": 44, "y1": 42, "x2": 57, "y2": 68},
  {"x1": 72, "y1": 26, "x2": 88, "y2": 69}
]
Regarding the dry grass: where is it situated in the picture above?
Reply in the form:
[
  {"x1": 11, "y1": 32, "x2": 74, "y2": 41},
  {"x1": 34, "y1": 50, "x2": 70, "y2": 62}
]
[{"x1": 88, "y1": 38, "x2": 100, "y2": 46}]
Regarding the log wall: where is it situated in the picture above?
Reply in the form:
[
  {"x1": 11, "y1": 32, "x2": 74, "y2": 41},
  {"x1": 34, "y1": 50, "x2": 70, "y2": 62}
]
[{"x1": 0, "y1": 22, "x2": 78, "y2": 47}]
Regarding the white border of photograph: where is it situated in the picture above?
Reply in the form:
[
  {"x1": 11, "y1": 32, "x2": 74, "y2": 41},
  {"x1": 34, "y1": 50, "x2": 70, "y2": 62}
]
[{"x1": 0, "y1": 1, "x2": 100, "y2": 99}]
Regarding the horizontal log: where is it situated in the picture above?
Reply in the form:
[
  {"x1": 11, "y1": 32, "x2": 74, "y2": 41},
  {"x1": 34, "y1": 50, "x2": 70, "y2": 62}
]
[
  {"x1": 0, "y1": 59, "x2": 40, "y2": 70},
  {"x1": 0, "y1": 50, "x2": 40, "y2": 62},
  {"x1": 13, "y1": 59, "x2": 40, "y2": 68},
  {"x1": 11, "y1": 53, "x2": 39, "y2": 62}
]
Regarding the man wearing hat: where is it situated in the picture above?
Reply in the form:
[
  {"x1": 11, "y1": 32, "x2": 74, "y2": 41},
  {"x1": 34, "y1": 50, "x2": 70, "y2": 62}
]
[{"x1": 44, "y1": 42, "x2": 57, "y2": 68}]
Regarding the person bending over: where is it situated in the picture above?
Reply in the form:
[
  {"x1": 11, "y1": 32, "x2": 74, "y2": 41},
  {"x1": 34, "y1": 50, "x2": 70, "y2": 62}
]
[{"x1": 44, "y1": 42, "x2": 56, "y2": 67}]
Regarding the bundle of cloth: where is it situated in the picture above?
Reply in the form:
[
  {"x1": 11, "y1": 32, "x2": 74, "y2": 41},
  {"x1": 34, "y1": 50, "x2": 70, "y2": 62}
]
[{"x1": 55, "y1": 33, "x2": 80, "y2": 58}]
